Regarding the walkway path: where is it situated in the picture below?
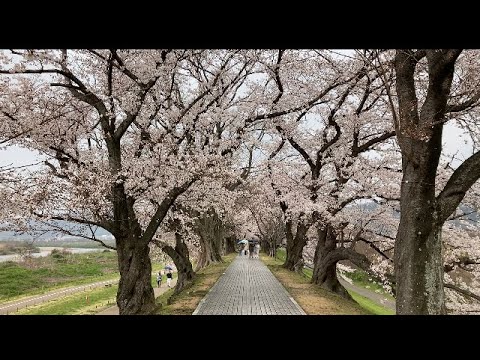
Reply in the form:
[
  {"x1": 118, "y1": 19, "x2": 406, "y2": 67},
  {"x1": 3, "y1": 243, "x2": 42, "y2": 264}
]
[
  {"x1": 193, "y1": 256, "x2": 305, "y2": 315},
  {"x1": 96, "y1": 279, "x2": 177, "y2": 315},
  {"x1": 0, "y1": 278, "x2": 119, "y2": 315}
]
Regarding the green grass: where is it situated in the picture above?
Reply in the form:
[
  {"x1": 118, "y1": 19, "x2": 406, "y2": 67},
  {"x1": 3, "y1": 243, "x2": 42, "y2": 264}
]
[
  {"x1": 275, "y1": 248, "x2": 286, "y2": 262},
  {"x1": 269, "y1": 248, "x2": 394, "y2": 315},
  {"x1": 16, "y1": 285, "x2": 119, "y2": 315},
  {"x1": 262, "y1": 254, "x2": 369, "y2": 315},
  {"x1": 349, "y1": 291, "x2": 395, "y2": 315},
  {"x1": 0, "y1": 251, "x2": 120, "y2": 303},
  {"x1": 11, "y1": 266, "x2": 171, "y2": 315},
  {"x1": 341, "y1": 269, "x2": 393, "y2": 298}
]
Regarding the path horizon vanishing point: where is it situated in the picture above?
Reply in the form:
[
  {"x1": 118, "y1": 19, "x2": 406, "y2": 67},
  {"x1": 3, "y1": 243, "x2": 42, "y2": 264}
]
[{"x1": 193, "y1": 256, "x2": 306, "y2": 315}]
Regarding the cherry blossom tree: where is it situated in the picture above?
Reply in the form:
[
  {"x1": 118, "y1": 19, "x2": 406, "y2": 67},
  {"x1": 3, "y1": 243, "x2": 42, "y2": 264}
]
[
  {"x1": 0, "y1": 49, "x2": 283, "y2": 314},
  {"x1": 261, "y1": 50, "x2": 400, "y2": 298},
  {"x1": 382, "y1": 49, "x2": 480, "y2": 314}
]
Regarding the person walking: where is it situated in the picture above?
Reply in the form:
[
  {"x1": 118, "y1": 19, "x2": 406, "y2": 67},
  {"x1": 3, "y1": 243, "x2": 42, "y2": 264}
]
[
  {"x1": 249, "y1": 241, "x2": 255, "y2": 259},
  {"x1": 166, "y1": 270, "x2": 173, "y2": 288},
  {"x1": 156, "y1": 271, "x2": 163, "y2": 288},
  {"x1": 254, "y1": 242, "x2": 260, "y2": 259}
]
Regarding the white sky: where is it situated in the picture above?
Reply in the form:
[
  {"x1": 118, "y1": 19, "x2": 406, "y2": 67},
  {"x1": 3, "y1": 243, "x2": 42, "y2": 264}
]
[{"x1": 0, "y1": 145, "x2": 43, "y2": 167}]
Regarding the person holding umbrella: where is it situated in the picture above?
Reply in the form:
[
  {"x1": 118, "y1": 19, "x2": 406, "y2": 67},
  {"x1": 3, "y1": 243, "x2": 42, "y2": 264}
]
[
  {"x1": 237, "y1": 239, "x2": 248, "y2": 256},
  {"x1": 164, "y1": 264, "x2": 174, "y2": 287},
  {"x1": 249, "y1": 240, "x2": 255, "y2": 259},
  {"x1": 166, "y1": 271, "x2": 173, "y2": 287}
]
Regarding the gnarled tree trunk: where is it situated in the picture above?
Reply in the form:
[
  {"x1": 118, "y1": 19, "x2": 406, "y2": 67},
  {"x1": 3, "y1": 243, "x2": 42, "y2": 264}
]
[
  {"x1": 196, "y1": 233, "x2": 223, "y2": 270},
  {"x1": 194, "y1": 209, "x2": 224, "y2": 270},
  {"x1": 283, "y1": 221, "x2": 309, "y2": 272},
  {"x1": 116, "y1": 236, "x2": 156, "y2": 315},
  {"x1": 311, "y1": 225, "x2": 350, "y2": 299},
  {"x1": 163, "y1": 232, "x2": 195, "y2": 294},
  {"x1": 312, "y1": 224, "x2": 370, "y2": 300}
]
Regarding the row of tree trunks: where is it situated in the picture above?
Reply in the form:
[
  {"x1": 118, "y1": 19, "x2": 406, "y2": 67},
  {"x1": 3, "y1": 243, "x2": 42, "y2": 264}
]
[{"x1": 196, "y1": 233, "x2": 223, "y2": 270}]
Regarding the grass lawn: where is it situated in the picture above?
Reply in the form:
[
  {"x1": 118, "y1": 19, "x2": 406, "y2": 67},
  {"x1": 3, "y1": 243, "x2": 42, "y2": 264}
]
[
  {"x1": 0, "y1": 250, "x2": 166, "y2": 305},
  {"x1": 349, "y1": 292, "x2": 395, "y2": 315},
  {"x1": 340, "y1": 269, "x2": 394, "y2": 300},
  {"x1": 16, "y1": 285, "x2": 119, "y2": 315},
  {"x1": 155, "y1": 254, "x2": 235, "y2": 315},
  {"x1": 272, "y1": 249, "x2": 394, "y2": 315},
  {"x1": 12, "y1": 267, "x2": 170, "y2": 315},
  {"x1": 0, "y1": 251, "x2": 119, "y2": 303},
  {"x1": 262, "y1": 254, "x2": 370, "y2": 314}
]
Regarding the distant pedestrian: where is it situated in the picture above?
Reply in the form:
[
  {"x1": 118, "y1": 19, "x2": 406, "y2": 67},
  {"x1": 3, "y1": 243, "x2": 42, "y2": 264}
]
[
  {"x1": 254, "y1": 243, "x2": 260, "y2": 259},
  {"x1": 156, "y1": 271, "x2": 163, "y2": 288},
  {"x1": 249, "y1": 242, "x2": 255, "y2": 259},
  {"x1": 166, "y1": 270, "x2": 173, "y2": 287},
  {"x1": 244, "y1": 242, "x2": 249, "y2": 256}
]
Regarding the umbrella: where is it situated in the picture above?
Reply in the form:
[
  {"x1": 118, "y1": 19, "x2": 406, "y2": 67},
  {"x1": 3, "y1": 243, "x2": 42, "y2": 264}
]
[
  {"x1": 237, "y1": 239, "x2": 248, "y2": 244},
  {"x1": 164, "y1": 265, "x2": 173, "y2": 270}
]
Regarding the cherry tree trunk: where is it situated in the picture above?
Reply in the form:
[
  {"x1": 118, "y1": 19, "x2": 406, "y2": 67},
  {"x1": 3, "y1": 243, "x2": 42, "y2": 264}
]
[
  {"x1": 116, "y1": 238, "x2": 156, "y2": 315},
  {"x1": 393, "y1": 49, "x2": 464, "y2": 314},
  {"x1": 196, "y1": 233, "x2": 223, "y2": 270},
  {"x1": 163, "y1": 236, "x2": 195, "y2": 295},
  {"x1": 311, "y1": 225, "x2": 351, "y2": 300},
  {"x1": 261, "y1": 240, "x2": 271, "y2": 256},
  {"x1": 194, "y1": 209, "x2": 225, "y2": 270},
  {"x1": 312, "y1": 260, "x2": 352, "y2": 300},
  {"x1": 224, "y1": 236, "x2": 236, "y2": 254},
  {"x1": 283, "y1": 222, "x2": 309, "y2": 272},
  {"x1": 395, "y1": 158, "x2": 445, "y2": 314}
]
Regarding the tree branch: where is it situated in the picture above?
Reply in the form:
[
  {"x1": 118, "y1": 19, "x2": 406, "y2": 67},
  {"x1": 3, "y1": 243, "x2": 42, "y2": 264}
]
[
  {"x1": 444, "y1": 283, "x2": 480, "y2": 302},
  {"x1": 140, "y1": 177, "x2": 198, "y2": 244},
  {"x1": 437, "y1": 150, "x2": 480, "y2": 223}
]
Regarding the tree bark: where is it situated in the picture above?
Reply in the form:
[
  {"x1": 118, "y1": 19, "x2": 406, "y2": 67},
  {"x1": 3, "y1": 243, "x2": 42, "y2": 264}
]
[
  {"x1": 116, "y1": 237, "x2": 156, "y2": 315},
  {"x1": 311, "y1": 225, "x2": 351, "y2": 299},
  {"x1": 163, "y1": 232, "x2": 195, "y2": 295},
  {"x1": 283, "y1": 221, "x2": 309, "y2": 272},
  {"x1": 194, "y1": 209, "x2": 224, "y2": 270},
  {"x1": 312, "y1": 224, "x2": 371, "y2": 300},
  {"x1": 261, "y1": 239, "x2": 271, "y2": 255},
  {"x1": 196, "y1": 232, "x2": 223, "y2": 270},
  {"x1": 393, "y1": 50, "x2": 462, "y2": 314},
  {"x1": 395, "y1": 157, "x2": 446, "y2": 314},
  {"x1": 224, "y1": 235, "x2": 236, "y2": 254}
]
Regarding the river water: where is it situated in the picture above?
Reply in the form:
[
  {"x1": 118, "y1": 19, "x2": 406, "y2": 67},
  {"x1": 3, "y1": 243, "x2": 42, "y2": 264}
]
[{"x1": 0, "y1": 247, "x2": 105, "y2": 263}]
